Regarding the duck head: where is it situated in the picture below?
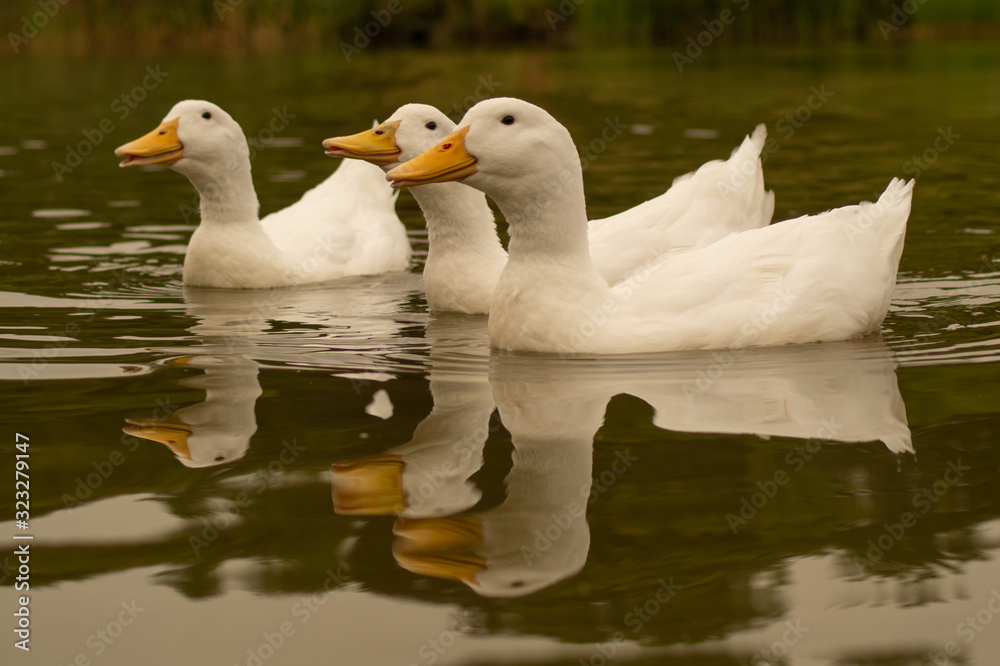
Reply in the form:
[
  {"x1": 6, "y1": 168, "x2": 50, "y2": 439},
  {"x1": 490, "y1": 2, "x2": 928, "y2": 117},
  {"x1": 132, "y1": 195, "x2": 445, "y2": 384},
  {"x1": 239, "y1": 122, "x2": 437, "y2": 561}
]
[
  {"x1": 385, "y1": 97, "x2": 580, "y2": 197},
  {"x1": 322, "y1": 103, "x2": 457, "y2": 171},
  {"x1": 114, "y1": 100, "x2": 251, "y2": 186}
]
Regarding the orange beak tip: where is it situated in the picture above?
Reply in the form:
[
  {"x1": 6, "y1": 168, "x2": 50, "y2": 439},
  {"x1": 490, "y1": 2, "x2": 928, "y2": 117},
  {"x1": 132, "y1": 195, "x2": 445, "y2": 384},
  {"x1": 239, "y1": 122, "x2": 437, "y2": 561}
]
[
  {"x1": 114, "y1": 117, "x2": 183, "y2": 168},
  {"x1": 114, "y1": 145, "x2": 130, "y2": 167}
]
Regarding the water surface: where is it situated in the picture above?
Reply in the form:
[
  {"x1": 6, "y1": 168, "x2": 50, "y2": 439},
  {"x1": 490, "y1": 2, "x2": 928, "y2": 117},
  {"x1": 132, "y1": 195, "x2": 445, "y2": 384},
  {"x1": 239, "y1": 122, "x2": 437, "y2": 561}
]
[{"x1": 1, "y1": 42, "x2": 1000, "y2": 665}]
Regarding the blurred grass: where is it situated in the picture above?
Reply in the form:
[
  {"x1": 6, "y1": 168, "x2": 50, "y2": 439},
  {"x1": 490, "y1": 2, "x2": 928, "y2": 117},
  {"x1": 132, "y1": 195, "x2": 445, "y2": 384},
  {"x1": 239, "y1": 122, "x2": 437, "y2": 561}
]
[{"x1": 2, "y1": 0, "x2": 999, "y2": 55}]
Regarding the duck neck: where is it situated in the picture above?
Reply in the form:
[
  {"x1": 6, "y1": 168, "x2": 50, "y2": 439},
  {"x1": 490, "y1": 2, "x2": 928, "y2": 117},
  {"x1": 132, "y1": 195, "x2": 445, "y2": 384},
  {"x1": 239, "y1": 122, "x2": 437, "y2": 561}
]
[
  {"x1": 413, "y1": 182, "x2": 506, "y2": 260},
  {"x1": 492, "y1": 170, "x2": 591, "y2": 268},
  {"x1": 187, "y1": 159, "x2": 261, "y2": 225}
]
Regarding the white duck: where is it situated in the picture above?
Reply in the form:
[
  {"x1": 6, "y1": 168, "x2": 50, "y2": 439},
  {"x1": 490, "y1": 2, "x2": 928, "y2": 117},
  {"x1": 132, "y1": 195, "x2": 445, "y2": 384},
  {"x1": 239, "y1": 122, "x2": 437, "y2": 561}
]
[
  {"x1": 387, "y1": 98, "x2": 914, "y2": 354},
  {"x1": 114, "y1": 100, "x2": 410, "y2": 289},
  {"x1": 323, "y1": 103, "x2": 773, "y2": 314}
]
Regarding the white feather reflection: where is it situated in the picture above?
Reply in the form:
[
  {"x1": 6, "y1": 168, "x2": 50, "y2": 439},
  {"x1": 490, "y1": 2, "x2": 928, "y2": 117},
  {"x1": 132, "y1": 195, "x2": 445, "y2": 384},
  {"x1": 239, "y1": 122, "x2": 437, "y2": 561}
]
[
  {"x1": 125, "y1": 273, "x2": 423, "y2": 467},
  {"x1": 335, "y1": 321, "x2": 911, "y2": 598}
]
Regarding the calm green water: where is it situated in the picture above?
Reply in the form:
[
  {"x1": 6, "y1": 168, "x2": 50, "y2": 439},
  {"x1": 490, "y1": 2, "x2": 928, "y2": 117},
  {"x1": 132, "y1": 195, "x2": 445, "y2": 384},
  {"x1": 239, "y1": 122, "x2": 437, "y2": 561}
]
[{"x1": 2, "y1": 42, "x2": 1000, "y2": 666}]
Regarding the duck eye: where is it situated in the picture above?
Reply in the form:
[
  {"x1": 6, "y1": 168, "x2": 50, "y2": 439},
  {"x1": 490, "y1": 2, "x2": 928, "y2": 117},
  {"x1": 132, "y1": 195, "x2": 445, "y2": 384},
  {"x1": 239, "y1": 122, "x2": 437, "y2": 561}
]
[
  {"x1": 425, "y1": 121, "x2": 437, "y2": 130},
  {"x1": 202, "y1": 112, "x2": 212, "y2": 119},
  {"x1": 374, "y1": 130, "x2": 384, "y2": 135},
  {"x1": 501, "y1": 115, "x2": 515, "y2": 125}
]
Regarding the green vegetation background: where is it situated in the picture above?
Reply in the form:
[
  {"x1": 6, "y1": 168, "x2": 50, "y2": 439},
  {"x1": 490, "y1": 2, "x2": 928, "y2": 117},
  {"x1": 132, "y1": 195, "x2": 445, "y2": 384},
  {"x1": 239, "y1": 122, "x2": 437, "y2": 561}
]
[{"x1": 3, "y1": 0, "x2": 1000, "y2": 55}]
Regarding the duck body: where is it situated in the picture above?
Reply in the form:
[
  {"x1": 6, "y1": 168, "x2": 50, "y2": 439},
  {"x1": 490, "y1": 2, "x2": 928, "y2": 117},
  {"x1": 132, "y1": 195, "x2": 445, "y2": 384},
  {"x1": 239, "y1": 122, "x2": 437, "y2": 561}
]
[
  {"x1": 116, "y1": 101, "x2": 409, "y2": 289},
  {"x1": 587, "y1": 123, "x2": 774, "y2": 284},
  {"x1": 490, "y1": 178, "x2": 911, "y2": 354},
  {"x1": 324, "y1": 104, "x2": 772, "y2": 314},
  {"x1": 387, "y1": 98, "x2": 914, "y2": 355},
  {"x1": 259, "y1": 158, "x2": 411, "y2": 284}
]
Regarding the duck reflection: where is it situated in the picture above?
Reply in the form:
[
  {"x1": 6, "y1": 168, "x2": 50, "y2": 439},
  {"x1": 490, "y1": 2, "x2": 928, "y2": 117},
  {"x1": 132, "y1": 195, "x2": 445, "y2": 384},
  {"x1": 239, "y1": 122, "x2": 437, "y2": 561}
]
[
  {"x1": 124, "y1": 273, "x2": 423, "y2": 467},
  {"x1": 332, "y1": 375, "x2": 494, "y2": 517},
  {"x1": 124, "y1": 353, "x2": 261, "y2": 467},
  {"x1": 333, "y1": 328, "x2": 911, "y2": 598},
  {"x1": 627, "y1": 339, "x2": 912, "y2": 454},
  {"x1": 393, "y1": 360, "x2": 603, "y2": 597},
  {"x1": 332, "y1": 314, "x2": 494, "y2": 518}
]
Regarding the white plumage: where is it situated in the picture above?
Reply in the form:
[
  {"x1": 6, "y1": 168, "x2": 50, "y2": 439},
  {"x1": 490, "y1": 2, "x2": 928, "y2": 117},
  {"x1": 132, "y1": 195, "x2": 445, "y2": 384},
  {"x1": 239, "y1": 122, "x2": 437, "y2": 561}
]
[
  {"x1": 387, "y1": 97, "x2": 914, "y2": 355},
  {"x1": 116, "y1": 100, "x2": 410, "y2": 289},
  {"x1": 326, "y1": 103, "x2": 772, "y2": 314}
]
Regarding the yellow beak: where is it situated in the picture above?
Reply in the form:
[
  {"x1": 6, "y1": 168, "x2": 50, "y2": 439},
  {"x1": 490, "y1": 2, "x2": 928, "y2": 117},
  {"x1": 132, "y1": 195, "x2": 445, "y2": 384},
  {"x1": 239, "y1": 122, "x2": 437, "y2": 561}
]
[
  {"x1": 322, "y1": 120, "x2": 402, "y2": 165},
  {"x1": 392, "y1": 515, "x2": 485, "y2": 584},
  {"x1": 386, "y1": 125, "x2": 477, "y2": 188},
  {"x1": 330, "y1": 454, "x2": 405, "y2": 515},
  {"x1": 115, "y1": 117, "x2": 184, "y2": 167},
  {"x1": 123, "y1": 417, "x2": 192, "y2": 461}
]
